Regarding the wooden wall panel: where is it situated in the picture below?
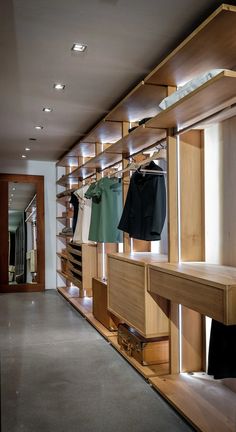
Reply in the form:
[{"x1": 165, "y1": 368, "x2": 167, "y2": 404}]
[
  {"x1": 180, "y1": 129, "x2": 205, "y2": 262},
  {"x1": 167, "y1": 135, "x2": 179, "y2": 262}
]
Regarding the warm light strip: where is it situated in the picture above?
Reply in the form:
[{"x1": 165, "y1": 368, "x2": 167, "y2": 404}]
[{"x1": 177, "y1": 134, "x2": 183, "y2": 372}]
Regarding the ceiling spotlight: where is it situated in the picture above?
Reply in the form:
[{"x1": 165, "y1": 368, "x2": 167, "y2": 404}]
[
  {"x1": 9, "y1": 198, "x2": 12, "y2": 202},
  {"x1": 25, "y1": 147, "x2": 30, "y2": 151},
  {"x1": 53, "y1": 83, "x2": 65, "y2": 90},
  {"x1": 11, "y1": 194, "x2": 14, "y2": 197},
  {"x1": 35, "y1": 126, "x2": 43, "y2": 130},
  {"x1": 22, "y1": 154, "x2": 26, "y2": 158},
  {"x1": 12, "y1": 187, "x2": 15, "y2": 191},
  {"x1": 72, "y1": 43, "x2": 87, "y2": 52},
  {"x1": 43, "y1": 107, "x2": 53, "y2": 112}
]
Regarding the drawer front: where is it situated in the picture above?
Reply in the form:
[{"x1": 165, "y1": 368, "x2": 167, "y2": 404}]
[
  {"x1": 149, "y1": 268, "x2": 224, "y2": 323},
  {"x1": 108, "y1": 258, "x2": 146, "y2": 334}
]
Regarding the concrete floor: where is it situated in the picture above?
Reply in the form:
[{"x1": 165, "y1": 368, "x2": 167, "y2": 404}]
[{"x1": 0, "y1": 291, "x2": 195, "y2": 432}]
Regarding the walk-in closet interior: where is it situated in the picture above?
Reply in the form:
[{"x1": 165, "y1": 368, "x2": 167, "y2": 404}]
[
  {"x1": 55, "y1": 5, "x2": 236, "y2": 431},
  {"x1": 1, "y1": 2, "x2": 236, "y2": 431}
]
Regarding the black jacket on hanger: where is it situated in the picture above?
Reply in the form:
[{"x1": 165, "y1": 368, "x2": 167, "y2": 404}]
[
  {"x1": 70, "y1": 192, "x2": 79, "y2": 234},
  {"x1": 208, "y1": 319, "x2": 236, "y2": 379},
  {"x1": 118, "y1": 161, "x2": 166, "y2": 241}
]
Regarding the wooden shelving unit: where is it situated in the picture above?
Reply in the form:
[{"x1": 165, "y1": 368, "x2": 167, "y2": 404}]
[{"x1": 55, "y1": 5, "x2": 236, "y2": 432}]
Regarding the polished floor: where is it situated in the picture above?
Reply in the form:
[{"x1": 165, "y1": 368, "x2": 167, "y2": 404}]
[{"x1": 0, "y1": 291, "x2": 194, "y2": 432}]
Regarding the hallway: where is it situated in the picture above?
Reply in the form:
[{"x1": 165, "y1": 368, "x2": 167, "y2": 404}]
[{"x1": 0, "y1": 291, "x2": 194, "y2": 432}]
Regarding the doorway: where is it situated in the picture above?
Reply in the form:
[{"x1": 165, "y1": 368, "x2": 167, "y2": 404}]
[{"x1": 0, "y1": 174, "x2": 45, "y2": 292}]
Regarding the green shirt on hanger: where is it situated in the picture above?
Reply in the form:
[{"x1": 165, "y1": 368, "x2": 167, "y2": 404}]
[{"x1": 85, "y1": 177, "x2": 123, "y2": 243}]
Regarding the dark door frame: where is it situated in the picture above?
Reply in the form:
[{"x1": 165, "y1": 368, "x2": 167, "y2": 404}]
[{"x1": 0, "y1": 173, "x2": 45, "y2": 292}]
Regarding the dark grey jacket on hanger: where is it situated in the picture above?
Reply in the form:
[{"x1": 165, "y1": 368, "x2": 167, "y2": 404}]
[{"x1": 118, "y1": 161, "x2": 166, "y2": 241}]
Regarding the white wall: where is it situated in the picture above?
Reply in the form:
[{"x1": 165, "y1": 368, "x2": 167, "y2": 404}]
[{"x1": 0, "y1": 159, "x2": 56, "y2": 289}]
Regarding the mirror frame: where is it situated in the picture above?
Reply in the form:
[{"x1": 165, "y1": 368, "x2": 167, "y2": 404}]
[{"x1": 0, "y1": 173, "x2": 45, "y2": 292}]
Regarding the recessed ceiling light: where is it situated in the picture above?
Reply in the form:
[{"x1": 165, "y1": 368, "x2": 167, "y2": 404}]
[
  {"x1": 25, "y1": 147, "x2": 30, "y2": 151},
  {"x1": 53, "y1": 83, "x2": 65, "y2": 90},
  {"x1": 22, "y1": 155, "x2": 26, "y2": 158},
  {"x1": 72, "y1": 43, "x2": 87, "y2": 52},
  {"x1": 43, "y1": 107, "x2": 53, "y2": 112},
  {"x1": 9, "y1": 198, "x2": 12, "y2": 202},
  {"x1": 12, "y1": 187, "x2": 15, "y2": 191},
  {"x1": 35, "y1": 126, "x2": 43, "y2": 130},
  {"x1": 11, "y1": 194, "x2": 14, "y2": 197}
]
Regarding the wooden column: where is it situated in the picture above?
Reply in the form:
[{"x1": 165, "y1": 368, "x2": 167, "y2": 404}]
[
  {"x1": 179, "y1": 129, "x2": 205, "y2": 373},
  {"x1": 167, "y1": 134, "x2": 179, "y2": 263}
]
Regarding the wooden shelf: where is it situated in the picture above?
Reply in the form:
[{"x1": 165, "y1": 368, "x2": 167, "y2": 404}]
[
  {"x1": 105, "y1": 125, "x2": 166, "y2": 156},
  {"x1": 68, "y1": 262, "x2": 82, "y2": 277},
  {"x1": 57, "y1": 143, "x2": 96, "y2": 166},
  {"x1": 82, "y1": 120, "x2": 122, "y2": 145},
  {"x1": 56, "y1": 156, "x2": 79, "y2": 167},
  {"x1": 67, "y1": 269, "x2": 82, "y2": 288},
  {"x1": 57, "y1": 269, "x2": 68, "y2": 279},
  {"x1": 58, "y1": 286, "x2": 82, "y2": 299},
  {"x1": 150, "y1": 372, "x2": 236, "y2": 432},
  {"x1": 145, "y1": 71, "x2": 236, "y2": 132},
  {"x1": 57, "y1": 175, "x2": 78, "y2": 186},
  {"x1": 148, "y1": 262, "x2": 236, "y2": 325},
  {"x1": 65, "y1": 125, "x2": 166, "y2": 181},
  {"x1": 105, "y1": 82, "x2": 167, "y2": 123},
  {"x1": 56, "y1": 252, "x2": 67, "y2": 260},
  {"x1": 67, "y1": 255, "x2": 81, "y2": 266},
  {"x1": 145, "y1": 4, "x2": 236, "y2": 87},
  {"x1": 56, "y1": 187, "x2": 78, "y2": 198},
  {"x1": 56, "y1": 234, "x2": 73, "y2": 241}
]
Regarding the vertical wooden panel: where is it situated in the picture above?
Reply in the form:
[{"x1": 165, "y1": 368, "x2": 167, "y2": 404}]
[
  {"x1": 180, "y1": 130, "x2": 205, "y2": 261},
  {"x1": 181, "y1": 306, "x2": 203, "y2": 372},
  {"x1": 179, "y1": 130, "x2": 205, "y2": 373},
  {"x1": 169, "y1": 301, "x2": 180, "y2": 374},
  {"x1": 167, "y1": 135, "x2": 179, "y2": 262},
  {"x1": 122, "y1": 122, "x2": 131, "y2": 253},
  {"x1": 0, "y1": 180, "x2": 9, "y2": 285}
]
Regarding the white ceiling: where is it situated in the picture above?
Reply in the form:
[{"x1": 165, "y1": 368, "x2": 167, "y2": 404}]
[{"x1": 0, "y1": 0, "x2": 224, "y2": 162}]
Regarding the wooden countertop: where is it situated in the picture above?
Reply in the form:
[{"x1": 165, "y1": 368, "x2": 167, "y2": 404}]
[
  {"x1": 108, "y1": 252, "x2": 168, "y2": 266},
  {"x1": 148, "y1": 262, "x2": 236, "y2": 324},
  {"x1": 149, "y1": 262, "x2": 236, "y2": 288}
]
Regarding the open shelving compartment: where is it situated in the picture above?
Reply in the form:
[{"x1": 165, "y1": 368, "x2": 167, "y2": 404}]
[{"x1": 55, "y1": 4, "x2": 236, "y2": 431}]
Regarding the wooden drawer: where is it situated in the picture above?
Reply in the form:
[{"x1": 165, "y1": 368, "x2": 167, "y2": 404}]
[
  {"x1": 148, "y1": 262, "x2": 236, "y2": 325},
  {"x1": 107, "y1": 253, "x2": 169, "y2": 338}
]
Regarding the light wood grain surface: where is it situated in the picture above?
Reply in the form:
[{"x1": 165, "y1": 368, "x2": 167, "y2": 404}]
[
  {"x1": 145, "y1": 5, "x2": 236, "y2": 86},
  {"x1": 150, "y1": 372, "x2": 236, "y2": 432},
  {"x1": 149, "y1": 262, "x2": 236, "y2": 324}
]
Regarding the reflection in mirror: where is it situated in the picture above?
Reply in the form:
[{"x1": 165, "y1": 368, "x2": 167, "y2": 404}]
[{"x1": 8, "y1": 182, "x2": 37, "y2": 284}]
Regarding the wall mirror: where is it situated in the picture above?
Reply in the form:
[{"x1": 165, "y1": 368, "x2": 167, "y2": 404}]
[{"x1": 0, "y1": 174, "x2": 45, "y2": 292}]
